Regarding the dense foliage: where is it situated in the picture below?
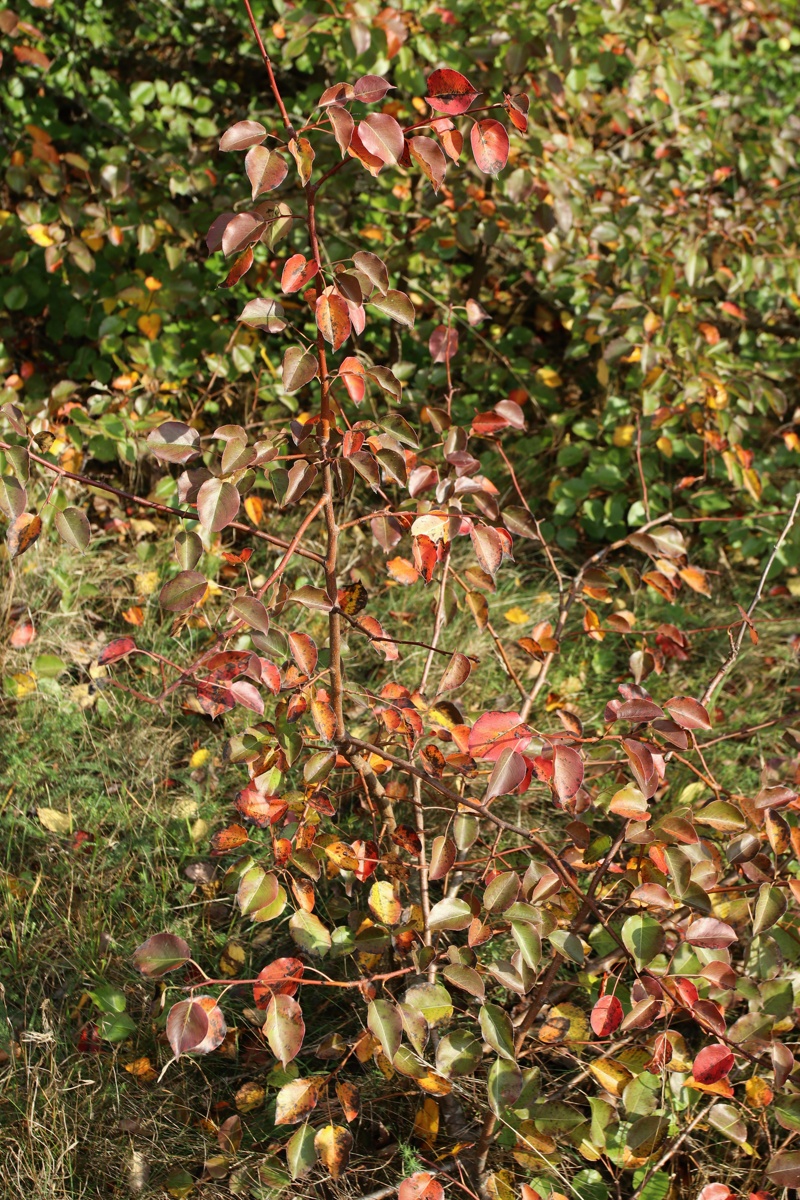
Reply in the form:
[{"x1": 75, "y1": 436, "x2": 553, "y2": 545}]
[{"x1": 3, "y1": 2, "x2": 800, "y2": 1199}]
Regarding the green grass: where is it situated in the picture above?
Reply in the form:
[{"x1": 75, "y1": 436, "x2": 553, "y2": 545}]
[{"x1": 1, "y1": 523, "x2": 798, "y2": 1198}]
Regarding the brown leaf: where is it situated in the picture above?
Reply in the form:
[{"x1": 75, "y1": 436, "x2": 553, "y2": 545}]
[{"x1": 7, "y1": 512, "x2": 41, "y2": 559}]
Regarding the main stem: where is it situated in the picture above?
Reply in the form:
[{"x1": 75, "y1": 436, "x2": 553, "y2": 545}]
[{"x1": 243, "y1": 1, "x2": 345, "y2": 739}]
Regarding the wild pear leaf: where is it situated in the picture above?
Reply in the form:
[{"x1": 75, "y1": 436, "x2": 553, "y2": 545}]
[
  {"x1": 282, "y1": 346, "x2": 319, "y2": 392},
  {"x1": 358, "y1": 113, "x2": 404, "y2": 164},
  {"x1": 7, "y1": 512, "x2": 41, "y2": 559},
  {"x1": 238, "y1": 297, "x2": 287, "y2": 332},
  {"x1": 0, "y1": 474, "x2": 26, "y2": 520},
  {"x1": 409, "y1": 136, "x2": 447, "y2": 191},
  {"x1": 281, "y1": 254, "x2": 318, "y2": 294},
  {"x1": 265, "y1": 994, "x2": 305, "y2": 1066},
  {"x1": 166, "y1": 999, "x2": 208, "y2": 1058},
  {"x1": 428, "y1": 835, "x2": 457, "y2": 880},
  {"x1": 399, "y1": 1173, "x2": 444, "y2": 1200},
  {"x1": 353, "y1": 74, "x2": 394, "y2": 104},
  {"x1": 428, "y1": 896, "x2": 473, "y2": 931},
  {"x1": 470, "y1": 120, "x2": 509, "y2": 175},
  {"x1": 316, "y1": 292, "x2": 351, "y2": 350},
  {"x1": 685, "y1": 918, "x2": 737, "y2": 948},
  {"x1": 54, "y1": 506, "x2": 90, "y2": 551},
  {"x1": 553, "y1": 744, "x2": 584, "y2": 801},
  {"x1": 159, "y1": 570, "x2": 207, "y2": 612},
  {"x1": 133, "y1": 932, "x2": 191, "y2": 977},
  {"x1": 621, "y1": 913, "x2": 665, "y2": 967},
  {"x1": 370, "y1": 289, "x2": 415, "y2": 327},
  {"x1": 353, "y1": 250, "x2": 389, "y2": 295},
  {"x1": 288, "y1": 136, "x2": 315, "y2": 185},
  {"x1": 425, "y1": 68, "x2": 479, "y2": 115},
  {"x1": 245, "y1": 144, "x2": 287, "y2": 199},
  {"x1": 665, "y1": 696, "x2": 712, "y2": 730},
  {"x1": 286, "y1": 1123, "x2": 317, "y2": 1180},
  {"x1": 275, "y1": 1077, "x2": 321, "y2": 1125},
  {"x1": 752, "y1": 884, "x2": 787, "y2": 936},
  {"x1": 479, "y1": 1003, "x2": 515, "y2": 1061},
  {"x1": 692, "y1": 1044, "x2": 734, "y2": 1084},
  {"x1": 221, "y1": 211, "x2": 265, "y2": 257},
  {"x1": 368, "y1": 999, "x2": 402, "y2": 1060},
  {"x1": 197, "y1": 478, "x2": 240, "y2": 532},
  {"x1": 314, "y1": 1124, "x2": 352, "y2": 1181},
  {"x1": 219, "y1": 120, "x2": 267, "y2": 151},
  {"x1": 146, "y1": 421, "x2": 201, "y2": 464}
]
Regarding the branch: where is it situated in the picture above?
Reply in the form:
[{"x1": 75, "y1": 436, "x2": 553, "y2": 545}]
[{"x1": 0, "y1": 440, "x2": 325, "y2": 565}]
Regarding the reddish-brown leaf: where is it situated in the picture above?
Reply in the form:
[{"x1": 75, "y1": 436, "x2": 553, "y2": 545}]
[
  {"x1": 210, "y1": 824, "x2": 249, "y2": 855},
  {"x1": 425, "y1": 68, "x2": 479, "y2": 115},
  {"x1": 253, "y1": 957, "x2": 305, "y2": 1007},
  {"x1": 316, "y1": 292, "x2": 351, "y2": 350},
  {"x1": 470, "y1": 120, "x2": 509, "y2": 175},
  {"x1": 7, "y1": 512, "x2": 42, "y2": 559},
  {"x1": 289, "y1": 631, "x2": 318, "y2": 676},
  {"x1": 591, "y1": 994, "x2": 623, "y2": 1037},
  {"x1": 692, "y1": 1044, "x2": 735, "y2": 1085},
  {"x1": 282, "y1": 253, "x2": 318, "y2": 294},
  {"x1": 98, "y1": 637, "x2": 137, "y2": 665}
]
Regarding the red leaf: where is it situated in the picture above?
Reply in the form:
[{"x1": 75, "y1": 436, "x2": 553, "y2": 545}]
[
  {"x1": 425, "y1": 68, "x2": 479, "y2": 115},
  {"x1": 289, "y1": 631, "x2": 318, "y2": 676},
  {"x1": 392, "y1": 824, "x2": 422, "y2": 854},
  {"x1": 10, "y1": 619, "x2": 36, "y2": 647},
  {"x1": 282, "y1": 253, "x2": 318, "y2": 294},
  {"x1": 358, "y1": 113, "x2": 405, "y2": 164},
  {"x1": 316, "y1": 292, "x2": 351, "y2": 350},
  {"x1": 399, "y1": 1174, "x2": 444, "y2": 1200},
  {"x1": 98, "y1": 637, "x2": 137, "y2": 665},
  {"x1": 470, "y1": 120, "x2": 509, "y2": 176},
  {"x1": 553, "y1": 744, "x2": 584, "y2": 802},
  {"x1": 339, "y1": 356, "x2": 366, "y2": 404},
  {"x1": 664, "y1": 695, "x2": 712, "y2": 731},
  {"x1": 685, "y1": 918, "x2": 738, "y2": 949},
  {"x1": 591, "y1": 994, "x2": 623, "y2": 1037},
  {"x1": 468, "y1": 710, "x2": 532, "y2": 761},
  {"x1": 429, "y1": 324, "x2": 459, "y2": 363},
  {"x1": 692, "y1": 1044, "x2": 735, "y2": 1085},
  {"x1": 352, "y1": 839, "x2": 380, "y2": 883},
  {"x1": 253, "y1": 958, "x2": 304, "y2": 1007}
]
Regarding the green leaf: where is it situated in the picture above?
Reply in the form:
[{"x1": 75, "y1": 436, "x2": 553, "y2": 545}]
[
  {"x1": 621, "y1": 914, "x2": 665, "y2": 968},
  {"x1": 479, "y1": 1003, "x2": 515, "y2": 1061},
  {"x1": 752, "y1": 884, "x2": 787, "y2": 936}
]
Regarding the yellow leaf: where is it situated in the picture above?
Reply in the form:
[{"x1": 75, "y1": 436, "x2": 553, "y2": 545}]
[
  {"x1": 655, "y1": 435, "x2": 673, "y2": 457},
  {"x1": 589, "y1": 1057, "x2": 633, "y2": 1097},
  {"x1": 235, "y1": 1081, "x2": 265, "y2": 1113},
  {"x1": 536, "y1": 366, "x2": 562, "y2": 388},
  {"x1": 368, "y1": 880, "x2": 402, "y2": 926},
  {"x1": 613, "y1": 424, "x2": 635, "y2": 447},
  {"x1": 324, "y1": 840, "x2": 359, "y2": 871},
  {"x1": 137, "y1": 313, "x2": 162, "y2": 340},
  {"x1": 503, "y1": 606, "x2": 530, "y2": 625},
  {"x1": 135, "y1": 570, "x2": 160, "y2": 596},
  {"x1": 12, "y1": 671, "x2": 37, "y2": 697},
  {"x1": 190, "y1": 748, "x2": 211, "y2": 768},
  {"x1": 413, "y1": 1097, "x2": 439, "y2": 1146},
  {"x1": 219, "y1": 940, "x2": 245, "y2": 978},
  {"x1": 37, "y1": 806, "x2": 72, "y2": 834},
  {"x1": 144, "y1": 276, "x2": 162, "y2": 291},
  {"x1": 314, "y1": 1124, "x2": 353, "y2": 1180},
  {"x1": 621, "y1": 346, "x2": 641, "y2": 363},
  {"x1": 190, "y1": 818, "x2": 209, "y2": 843},
  {"x1": 27, "y1": 222, "x2": 54, "y2": 247},
  {"x1": 244, "y1": 495, "x2": 264, "y2": 524}
]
